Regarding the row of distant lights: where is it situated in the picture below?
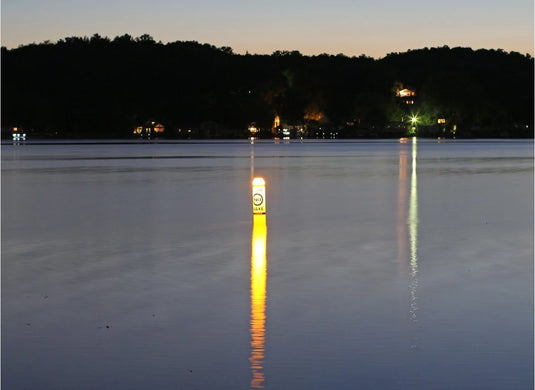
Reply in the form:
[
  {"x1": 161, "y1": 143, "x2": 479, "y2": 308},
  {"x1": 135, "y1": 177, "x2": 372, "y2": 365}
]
[
  {"x1": 316, "y1": 132, "x2": 339, "y2": 139},
  {"x1": 13, "y1": 133, "x2": 27, "y2": 140},
  {"x1": 12, "y1": 127, "x2": 26, "y2": 140}
]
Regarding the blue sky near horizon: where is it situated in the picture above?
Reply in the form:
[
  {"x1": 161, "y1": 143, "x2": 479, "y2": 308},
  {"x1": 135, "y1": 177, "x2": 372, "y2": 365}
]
[{"x1": 1, "y1": 0, "x2": 533, "y2": 58}]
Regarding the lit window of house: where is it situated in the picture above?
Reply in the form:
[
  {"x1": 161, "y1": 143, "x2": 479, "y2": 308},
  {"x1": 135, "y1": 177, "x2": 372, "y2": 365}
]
[{"x1": 397, "y1": 88, "x2": 416, "y2": 97}]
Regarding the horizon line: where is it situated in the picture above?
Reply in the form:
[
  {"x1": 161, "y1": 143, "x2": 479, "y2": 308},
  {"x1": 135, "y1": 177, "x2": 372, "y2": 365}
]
[{"x1": 2, "y1": 33, "x2": 534, "y2": 60}]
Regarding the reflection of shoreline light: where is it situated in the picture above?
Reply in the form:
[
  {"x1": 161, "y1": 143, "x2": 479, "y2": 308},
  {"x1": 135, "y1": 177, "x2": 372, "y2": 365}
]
[
  {"x1": 397, "y1": 148, "x2": 408, "y2": 275},
  {"x1": 250, "y1": 143, "x2": 255, "y2": 182},
  {"x1": 250, "y1": 214, "x2": 267, "y2": 389},
  {"x1": 408, "y1": 138, "x2": 419, "y2": 322}
]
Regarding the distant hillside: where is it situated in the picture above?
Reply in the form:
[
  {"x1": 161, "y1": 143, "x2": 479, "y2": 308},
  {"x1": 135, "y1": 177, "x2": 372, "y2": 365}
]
[{"x1": 2, "y1": 34, "x2": 533, "y2": 138}]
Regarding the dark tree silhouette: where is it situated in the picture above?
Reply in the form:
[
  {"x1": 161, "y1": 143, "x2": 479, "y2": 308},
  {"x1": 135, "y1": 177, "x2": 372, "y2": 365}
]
[{"x1": 1, "y1": 36, "x2": 533, "y2": 139}]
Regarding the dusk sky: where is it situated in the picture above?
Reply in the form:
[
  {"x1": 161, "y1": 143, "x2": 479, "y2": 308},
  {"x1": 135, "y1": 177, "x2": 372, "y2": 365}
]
[{"x1": 1, "y1": 0, "x2": 533, "y2": 58}]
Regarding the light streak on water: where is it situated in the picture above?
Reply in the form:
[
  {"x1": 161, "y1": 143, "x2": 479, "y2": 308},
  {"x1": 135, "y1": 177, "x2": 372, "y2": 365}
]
[
  {"x1": 408, "y1": 138, "x2": 419, "y2": 322},
  {"x1": 250, "y1": 214, "x2": 267, "y2": 388}
]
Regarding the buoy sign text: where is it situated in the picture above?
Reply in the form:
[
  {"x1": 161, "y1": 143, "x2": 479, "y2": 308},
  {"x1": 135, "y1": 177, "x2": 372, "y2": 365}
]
[
  {"x1": 252, "y1": 177, "x2": 266, "y2": 214},
  {"x1": 253, "y1": 193, "x2": 264, "y2": 206}
]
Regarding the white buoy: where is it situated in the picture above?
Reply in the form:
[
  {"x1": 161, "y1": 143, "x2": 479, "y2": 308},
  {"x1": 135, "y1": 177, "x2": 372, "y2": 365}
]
[{"x1": 252, "y1": 177, "x2": 266, "y2": 215}]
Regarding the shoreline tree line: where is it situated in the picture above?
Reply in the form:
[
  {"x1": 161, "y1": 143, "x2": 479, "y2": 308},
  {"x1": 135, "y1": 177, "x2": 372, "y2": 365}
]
[{"x1": 1, "y1": 34, "x2": 533, "y2": 139}]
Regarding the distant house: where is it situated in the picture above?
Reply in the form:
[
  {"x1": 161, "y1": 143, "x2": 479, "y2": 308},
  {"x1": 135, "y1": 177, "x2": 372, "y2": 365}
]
[
  {"x1": 248, "y1": 122, "x2": 260, "y2": 138},
  {"x1": 10, "y1": 126, "x2": 27, "y2": 141},
  {"x1": 271, "y1": 114, "x2": 305, "y2": 139},
  {"x1": 396, "y1": 88, "x2": 416, "y2": 105},
  {"x1": 397, "y1": 88, "x2": 415, "y2": 98},
  {"x1": 304, "y1": 103, "x2": 324, "y2": 122},
  {"x1": 133, "y1": 121, "x2": 165, "y2": 137}
]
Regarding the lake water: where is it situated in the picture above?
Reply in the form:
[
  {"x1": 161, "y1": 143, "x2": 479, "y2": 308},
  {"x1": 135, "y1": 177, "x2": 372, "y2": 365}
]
[{"x1": 2, "y1": 139, "x2": 533, "y2": 389}]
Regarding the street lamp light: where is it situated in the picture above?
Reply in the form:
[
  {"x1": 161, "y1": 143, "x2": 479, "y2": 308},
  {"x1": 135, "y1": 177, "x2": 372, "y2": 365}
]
[{"x1": 409, "y1": 115, "x2": 418, "y2": 136}]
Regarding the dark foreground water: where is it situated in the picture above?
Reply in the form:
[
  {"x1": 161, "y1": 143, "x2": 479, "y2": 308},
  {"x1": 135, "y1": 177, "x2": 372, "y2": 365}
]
[{"x1": 2, "y1": 139, "x2": 533, "y2": 389}]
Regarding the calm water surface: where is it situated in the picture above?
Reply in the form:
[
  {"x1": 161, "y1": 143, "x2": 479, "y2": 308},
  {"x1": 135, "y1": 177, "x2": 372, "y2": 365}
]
[{"x1": 2, "y1": 139, "x2": 533, "y2": 389}]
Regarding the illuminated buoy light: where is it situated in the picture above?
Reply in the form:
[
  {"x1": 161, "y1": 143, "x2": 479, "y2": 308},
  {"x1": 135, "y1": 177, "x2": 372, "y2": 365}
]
[{"x1": 252, "y1": 177, "x2": 266, "y2": 215}]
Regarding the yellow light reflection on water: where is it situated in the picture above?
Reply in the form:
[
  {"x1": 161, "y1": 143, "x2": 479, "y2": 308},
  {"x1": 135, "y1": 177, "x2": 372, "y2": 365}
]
[{"x1": 250, "y1": 214, "x2": 267, "y2": 389}]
